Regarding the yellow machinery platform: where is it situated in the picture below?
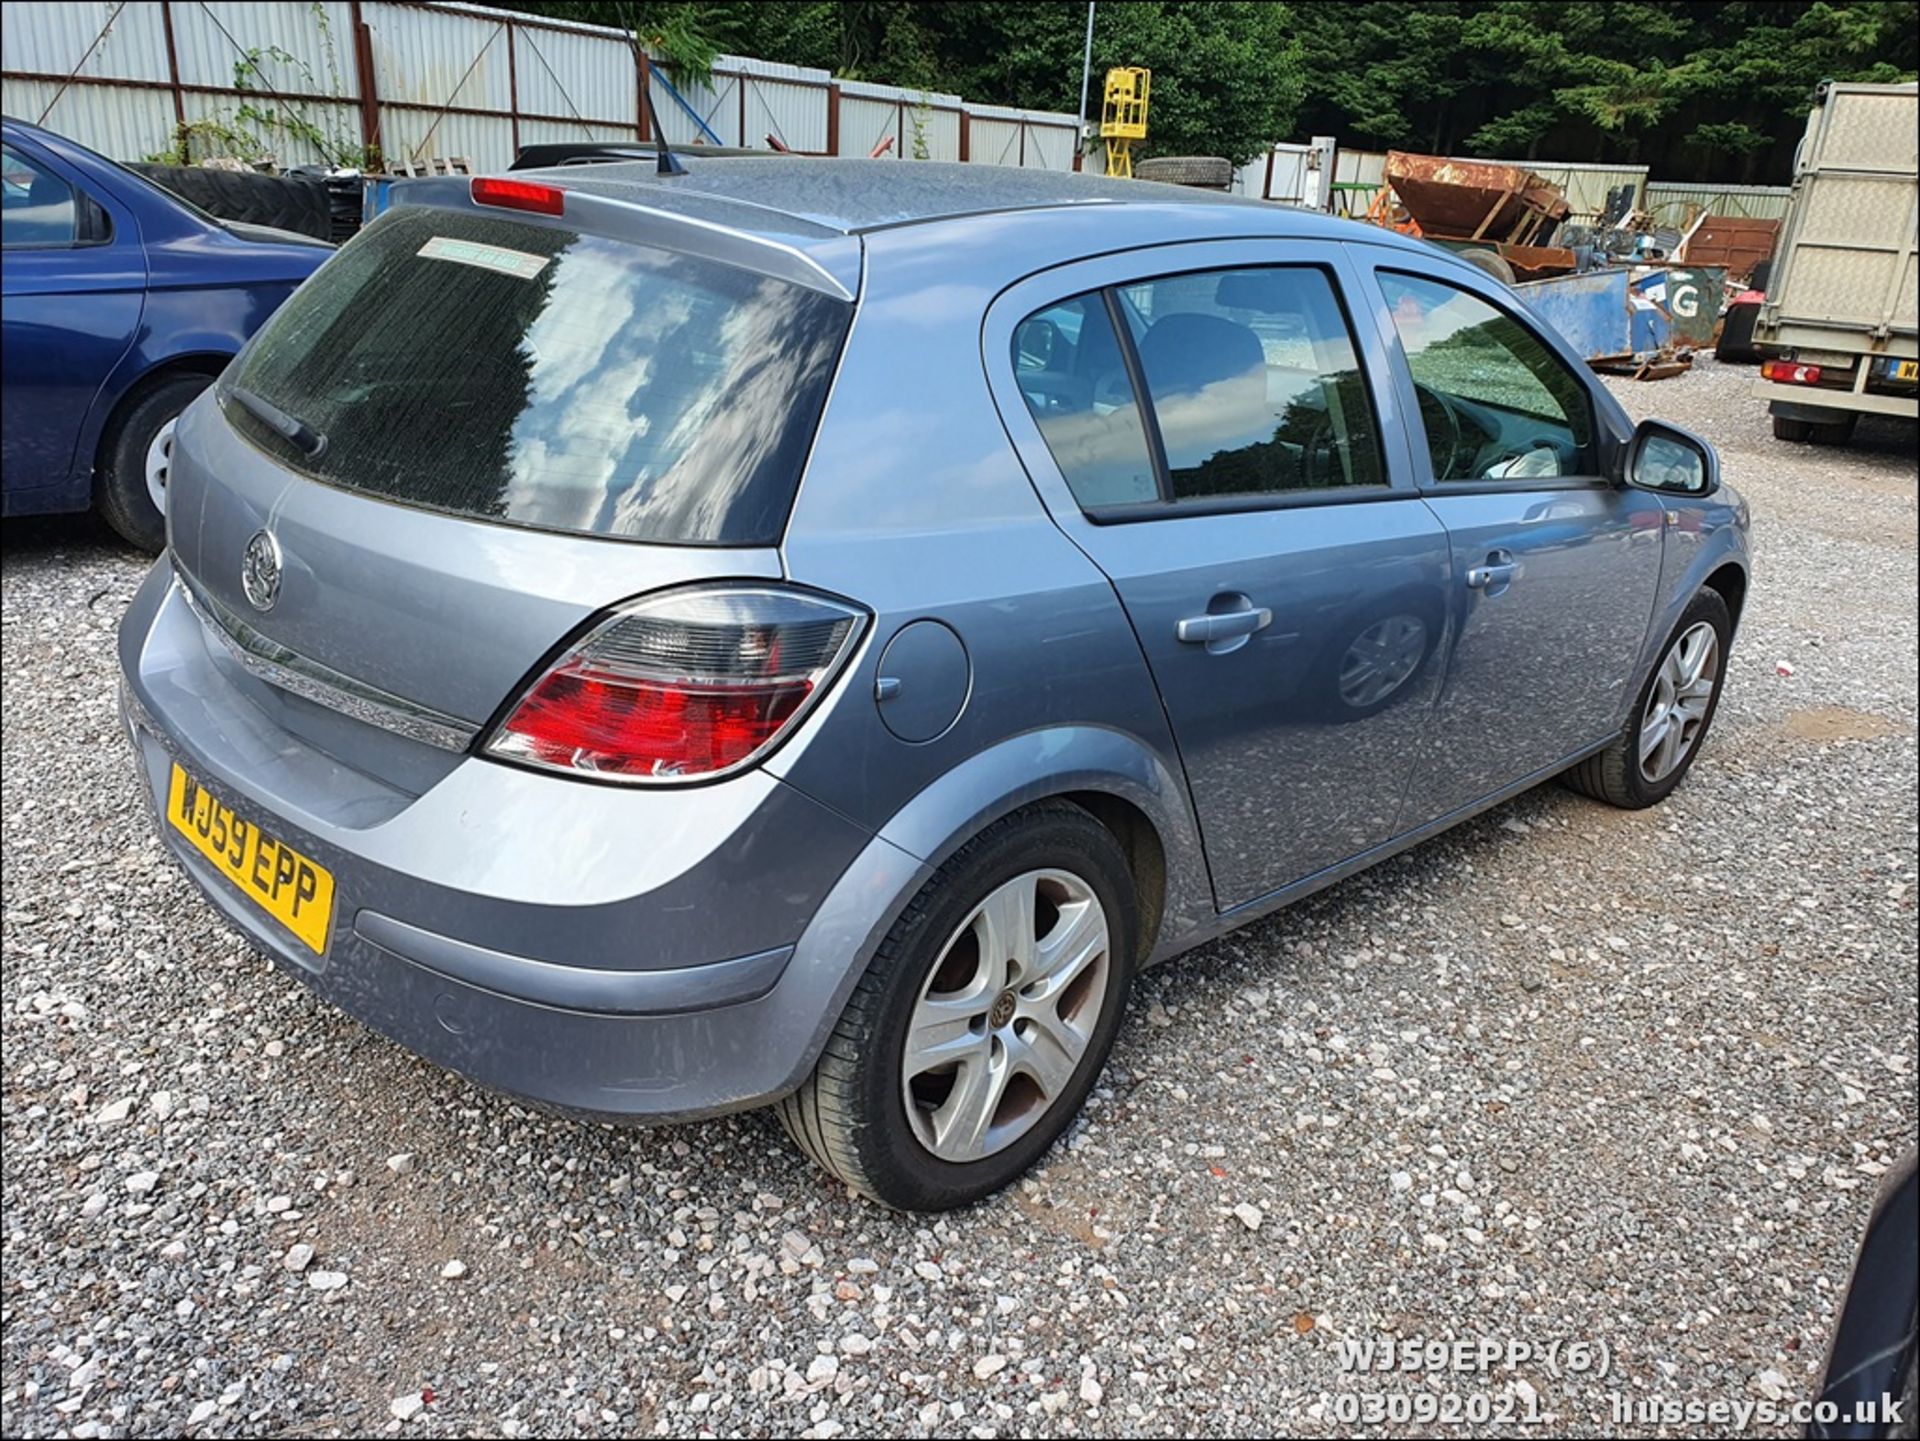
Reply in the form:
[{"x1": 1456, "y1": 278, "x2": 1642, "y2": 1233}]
[{"x1": 1100, "y1": 67, "x2": 1150, "y2": 178}]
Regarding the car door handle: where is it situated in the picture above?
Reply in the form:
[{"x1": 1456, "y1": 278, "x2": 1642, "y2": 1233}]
[
  {"x1": 1465, "y1": 552, "x2": 1519, "y2": 590},
  {"x1": 1176, "y1": 606, "x2": 1273, "y2": 645}
]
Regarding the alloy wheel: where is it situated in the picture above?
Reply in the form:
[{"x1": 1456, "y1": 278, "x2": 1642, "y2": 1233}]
[
  {"x1": 1639, "y1": 620, "x2": 1719, "y2": 783},
  {"x1": 901, "y1": 868, "x2": 1111, "y2": 1163}
]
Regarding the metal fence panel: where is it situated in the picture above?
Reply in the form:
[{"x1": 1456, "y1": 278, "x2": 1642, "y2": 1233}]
[
  {"x1": 173, "y1": 1, "x2": 359, "y2": 94},
  {"x1": 1647, "y1": 182, "x2": 1793, "y2": 224},
  {"x1": 511, "y1": 20, "x2": 633, "y2": 127},
  {"x1": 377, "y1": 106, "x2": 513, "y2": 169},
  {"x1": 366, "y1": 1, "x2": 511, "y2": 113},
  {"x1": 839, "y1": 94, "x2": 903, "y2": 158},
  {"x1": 966, "y1": 116, "x2": 1022, "y2": 167},
  {"x1": 1, "y1": 0, "x2": 170, "y2": 82},
  {"x1": 517, "y1": 114, "x2": 635, "y2": 148},
  {"x1": 743, "y1": 75, "x2": 828, "y2": 153},
  {"x1": 1, "y1": 75, "x2": 174, "y2": 158},
  {"x1": 649, "y1": 66, "x2": 739, "y2": 147},
  {"x1": 178, "y1": 91, "x2": 361, "y2": 167},
  {"x1": 1023, "y1": 120, "x2": 1076, "y2": 171},
  {"x1": 918, "y1": 106, "x2": 961, "y2": 162}
]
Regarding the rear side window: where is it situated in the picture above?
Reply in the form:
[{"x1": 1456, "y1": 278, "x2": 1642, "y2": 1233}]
[
  {"x1": 222, "y1": 205, "x2": 851, "y2": 545},
  {"x1": 1013, "y1": 294, "x2": 1159, "y2": 507}
]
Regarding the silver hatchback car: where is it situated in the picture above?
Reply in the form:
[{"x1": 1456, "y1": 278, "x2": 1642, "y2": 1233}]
[{"x1": 119, "y1": 160, "x2": 1750, "y2": 1210}]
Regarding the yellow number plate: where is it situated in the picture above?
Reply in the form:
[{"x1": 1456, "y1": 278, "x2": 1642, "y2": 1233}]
[
  {"x1": 1894, "y1": 359, "x2": 1918, "y2": 382},
  {"x1": 166, "y1": 763, "x2": 334, "y2": 953}
]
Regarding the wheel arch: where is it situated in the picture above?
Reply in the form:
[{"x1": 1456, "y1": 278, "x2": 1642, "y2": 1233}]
[
  {"x1": 871, "y1": 726, "x2": 1213, "y2": 970},
  {"x1": 765, "y1": 729, "x2": 1213, "y2": 1107},
  {"x1": 1703, "y1": 561, "x2": 1749, "y2": 637},
  {"x1": 90, "y1": 352, "x2": 228, "y2": 479}
]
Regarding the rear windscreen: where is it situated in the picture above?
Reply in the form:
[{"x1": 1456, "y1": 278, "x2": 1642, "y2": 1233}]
[{"x1": 221, "y1": 205, "x2": 851, "y2": 546}]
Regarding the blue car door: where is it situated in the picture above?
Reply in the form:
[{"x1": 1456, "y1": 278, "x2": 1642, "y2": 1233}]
[
  {"x1": 0, "y1": 133, "x2": 145, "y2": 501},
  {"x1": 1352, "y1": 256, "x2": 1667, "y2": 826},
  {"x1": 988, "y1": 241, "x2": 1452, "y2": 912}
]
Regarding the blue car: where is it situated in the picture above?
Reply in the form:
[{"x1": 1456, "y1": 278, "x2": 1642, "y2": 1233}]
[{"x1": 1, "y1": 117, "x2": 330, "y2": 549}]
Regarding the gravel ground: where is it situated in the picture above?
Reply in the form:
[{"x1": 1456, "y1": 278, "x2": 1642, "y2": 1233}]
[{"x1": 3, "y1": 356, "x2": 1915, "y2": 1439}]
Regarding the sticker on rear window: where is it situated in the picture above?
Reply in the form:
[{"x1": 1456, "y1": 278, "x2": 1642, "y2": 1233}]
[{"x1": 416, "y1": 235, "x2": 550, "y2": 280}]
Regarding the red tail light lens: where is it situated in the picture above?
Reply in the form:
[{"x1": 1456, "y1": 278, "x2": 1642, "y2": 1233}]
[
  {"x1": 470, "y1": 177, "x2": 565, "y2": 215},
  {"x1": 485, "y1": 587, "x2": 865, "y2": 783},
  {"x1": 1762, "y1": 360, "x2": 1822, "y2": 385}
]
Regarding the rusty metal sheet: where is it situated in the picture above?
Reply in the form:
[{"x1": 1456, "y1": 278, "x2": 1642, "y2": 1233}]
[
  {"x1": 1385, "y1": 150, "x2": 1571, "y2": 241},
  {"x1": 1496, "y1": 242, "x2": 1578, "y2": 281},
  {"x1": 1677, "y1": 217, "x2": 1780, "y2": 285}
]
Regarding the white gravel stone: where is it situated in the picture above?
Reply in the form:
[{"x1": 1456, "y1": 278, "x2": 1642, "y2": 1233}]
[
  {"x1": 306, "y1": 1270, "x2": 348, "y2": 1291},
  {"x1": 282, "y1": 1243, "x2": 315, "y2": 1272},
  {"x1": 440, "y1": 1258, "x2": 467, "y2": 1279}
]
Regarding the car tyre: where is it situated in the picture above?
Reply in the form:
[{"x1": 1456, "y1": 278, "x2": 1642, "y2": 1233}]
[
  {"x1": 1458, "y1": 248, "x2": 1518, "y2": 285},
  {"x1": 1562, "y1": 587, "x2": 1731, "y2": 809},
  {"x1": 1133, "y1": 155, "x2": 1235, "y2": 190},
  {"x1": 777, "y1": 801, "x2": 1136, "y2": 1211},
  {"x1": 95, "y1": 373, "x2": 211, "y2": 553}
]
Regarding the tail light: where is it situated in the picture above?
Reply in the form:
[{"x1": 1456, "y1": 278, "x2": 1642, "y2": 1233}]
[
  {"x1": 484, "y1": 586, "x2": 866, "y2": 783},
  {"x1": 1762, "y1": 360, "x2": 1822, "y2": 385},
  {"x1": 471, "y1": 177, "x2": 565, "y2": 216}
]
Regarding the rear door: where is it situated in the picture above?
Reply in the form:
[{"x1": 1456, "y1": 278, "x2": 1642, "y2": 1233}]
[
  {"x1": 988, "y1": 241, "x2": 1452, "y2": 912},
  {"x1": 1351, "y1": 255, "x2": 1666, "y2": 824},
  {"x1": 0, "y1": 134, "x2": 144, "y2": 495}
]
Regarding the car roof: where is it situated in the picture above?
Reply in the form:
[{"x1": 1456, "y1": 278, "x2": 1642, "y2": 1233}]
[{"x1": 516, "y1": 154, "x2": 1420, "y2": 250}]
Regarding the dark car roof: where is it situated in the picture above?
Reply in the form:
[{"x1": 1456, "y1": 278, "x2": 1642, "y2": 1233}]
[{"x1": 521, "y1": 155, "x2": 1260, "y2": 236}]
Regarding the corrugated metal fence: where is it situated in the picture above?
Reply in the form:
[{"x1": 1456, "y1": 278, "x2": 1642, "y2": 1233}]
[
  {"x1": 1, "y1": 0, "x2": 1081, "y2": 171},
  {"x1": 1645, "y1": 181, "x2": 1793, "y2": 225}
]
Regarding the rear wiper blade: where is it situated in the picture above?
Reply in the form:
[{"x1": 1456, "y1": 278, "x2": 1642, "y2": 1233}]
[{"x1": 229, "y1": 385, "x2": 327, "y2": 457}]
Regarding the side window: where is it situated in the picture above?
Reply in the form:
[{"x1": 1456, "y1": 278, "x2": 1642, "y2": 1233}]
[
  {"x1": 1012, "y1": 293, "x2": 1160, "y2": 508},
  {"x1": 1117, "y1": 266, "x2": 1386, "y2": 499},
  {"x1": 1379, "y1": 271, "x2": 1596, "y2": 483},
  {"x1": 1, "y1": 144, "x2": 78, "y2": 248}
]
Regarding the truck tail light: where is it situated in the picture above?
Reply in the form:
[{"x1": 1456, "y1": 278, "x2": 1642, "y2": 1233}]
[
  {"x1": 1762, "y1": 360, "x2": 1823, "y2": 386},
  {"x1": 484, "y1": 587, "x2": 866, "y2": 783}
]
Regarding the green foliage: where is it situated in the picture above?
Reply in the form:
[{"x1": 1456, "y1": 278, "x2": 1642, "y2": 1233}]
[
  {"x1": 485, "y1": 1, "x2": 1918, "y2": 179},
  {"x1": 144, "y1": 7, "x2": 374, "y2": 169}
]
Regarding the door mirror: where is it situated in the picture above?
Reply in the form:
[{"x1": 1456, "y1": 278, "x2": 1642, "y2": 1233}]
[{"x1": 1624, "y1": 418, "x2": 1719, "y2": 497}]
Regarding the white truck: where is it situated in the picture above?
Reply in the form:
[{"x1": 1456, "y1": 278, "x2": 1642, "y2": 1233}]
[{"x1": 1753, "y1": 81, "x2": 1918, "y2": 445}]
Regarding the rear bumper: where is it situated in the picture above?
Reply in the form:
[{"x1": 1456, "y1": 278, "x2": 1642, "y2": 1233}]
[
  {"x1": 118, "y1": 556, "x2": 893, "y2": 1121},
  {"x1": 1754, "y1": 380, "x2": 1920, "y2": 420}
]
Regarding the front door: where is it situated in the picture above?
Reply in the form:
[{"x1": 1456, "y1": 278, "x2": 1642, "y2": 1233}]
[
  {"x1": 994, "y1": 245, "x2": 1451, "y2": 910},
  {"x1": 1360, "y1": 264, "x2": 1667, "y2": 825}
]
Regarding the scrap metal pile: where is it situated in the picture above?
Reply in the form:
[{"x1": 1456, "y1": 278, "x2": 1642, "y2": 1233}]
[{"x1": 1366, "y1": 150, "x2": 1754, "y2": 379}]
